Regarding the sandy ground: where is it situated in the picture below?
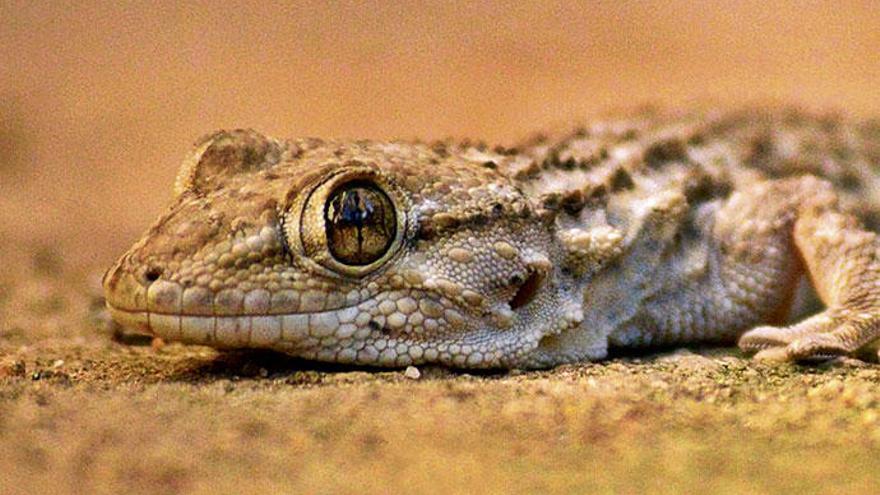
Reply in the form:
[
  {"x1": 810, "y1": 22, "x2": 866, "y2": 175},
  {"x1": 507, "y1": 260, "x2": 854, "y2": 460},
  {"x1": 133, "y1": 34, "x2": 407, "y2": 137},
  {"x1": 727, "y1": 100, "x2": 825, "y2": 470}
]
[
  {"x1": 4, "y1": 2, "x2": 880, "y2": 493},
  {"x1": 3, "y1": 242, "x2": 880, "y2": 494}
]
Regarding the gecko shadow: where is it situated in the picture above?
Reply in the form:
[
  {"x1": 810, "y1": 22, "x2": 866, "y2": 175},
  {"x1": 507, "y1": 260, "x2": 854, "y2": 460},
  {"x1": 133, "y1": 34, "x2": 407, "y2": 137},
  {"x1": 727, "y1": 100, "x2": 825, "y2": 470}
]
[
  {"x1": 164, "y1": 348, "x2": 509, "y2": 384},
  {"x1": 165, "y1": 343, "x2": 851, "y2": 383}
]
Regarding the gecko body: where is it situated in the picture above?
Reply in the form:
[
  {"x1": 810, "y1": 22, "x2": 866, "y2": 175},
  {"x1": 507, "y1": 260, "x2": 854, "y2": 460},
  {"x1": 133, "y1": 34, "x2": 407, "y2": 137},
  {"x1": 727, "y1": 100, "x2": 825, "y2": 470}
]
[{"x1": 104, "y1": 108, "x2": 880, "y2": 367}]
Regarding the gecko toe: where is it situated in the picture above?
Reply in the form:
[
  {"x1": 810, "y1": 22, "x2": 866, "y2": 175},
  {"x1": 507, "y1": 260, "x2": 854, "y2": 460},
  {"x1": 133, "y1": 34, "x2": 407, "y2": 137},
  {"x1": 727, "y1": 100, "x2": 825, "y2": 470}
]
[{"x1": 739, "y1": 325, "x2": 794, "y2": 351}]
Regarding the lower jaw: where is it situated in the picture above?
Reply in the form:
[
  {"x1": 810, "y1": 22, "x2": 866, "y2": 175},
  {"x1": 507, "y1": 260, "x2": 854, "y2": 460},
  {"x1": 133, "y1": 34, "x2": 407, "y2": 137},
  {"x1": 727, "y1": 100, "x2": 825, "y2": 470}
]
[
  {"x1": 105, "y1": 305, "x2": 327, "y2": 350},
  {"x1": 105, "y1": 305, "x2": 434, "y2": 367},
  {"x1": 105, "y1": 305, "x2": 528, "y2": 369}
]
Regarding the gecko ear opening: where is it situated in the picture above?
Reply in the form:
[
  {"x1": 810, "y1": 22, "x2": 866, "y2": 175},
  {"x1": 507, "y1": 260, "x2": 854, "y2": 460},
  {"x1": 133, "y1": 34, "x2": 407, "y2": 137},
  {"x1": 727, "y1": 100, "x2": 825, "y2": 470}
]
[
  {"x1": 173, "y1": 129, "x2": 281, "y2": 197},
  {"x1": 509, "y1": 269, "x2": 543, "y2": 310}
]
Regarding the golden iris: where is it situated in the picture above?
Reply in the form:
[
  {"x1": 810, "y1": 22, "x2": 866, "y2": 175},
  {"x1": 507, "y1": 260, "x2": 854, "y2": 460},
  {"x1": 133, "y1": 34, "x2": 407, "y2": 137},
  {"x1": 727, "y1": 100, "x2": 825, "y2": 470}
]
[{"x1": 324, "y1": 182, "x2": 397, "y2": 265}]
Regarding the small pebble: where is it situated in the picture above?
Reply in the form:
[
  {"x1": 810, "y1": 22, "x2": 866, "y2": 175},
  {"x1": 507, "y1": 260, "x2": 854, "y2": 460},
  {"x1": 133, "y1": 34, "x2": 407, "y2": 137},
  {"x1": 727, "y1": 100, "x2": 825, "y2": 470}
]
[{"x1": 404, "y1": 366, "x2": 421, "y2": 380}]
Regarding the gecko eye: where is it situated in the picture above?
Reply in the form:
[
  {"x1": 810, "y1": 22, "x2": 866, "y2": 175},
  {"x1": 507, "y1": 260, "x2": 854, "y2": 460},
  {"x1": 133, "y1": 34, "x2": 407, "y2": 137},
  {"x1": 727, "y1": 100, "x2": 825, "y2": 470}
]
[
  {"x1": 324, "y1": 182, "x2": 397, "y2": 265},
  {"x1": 288, "y1": 168, "x2": 409, "y2": 278}
]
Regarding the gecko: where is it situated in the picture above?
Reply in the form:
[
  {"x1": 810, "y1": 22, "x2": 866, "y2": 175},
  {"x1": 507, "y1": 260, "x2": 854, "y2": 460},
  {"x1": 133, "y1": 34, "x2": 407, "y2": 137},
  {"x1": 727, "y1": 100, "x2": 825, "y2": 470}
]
[{"x1": 103, "y1": 107, "x2": 880, "y2": 368}]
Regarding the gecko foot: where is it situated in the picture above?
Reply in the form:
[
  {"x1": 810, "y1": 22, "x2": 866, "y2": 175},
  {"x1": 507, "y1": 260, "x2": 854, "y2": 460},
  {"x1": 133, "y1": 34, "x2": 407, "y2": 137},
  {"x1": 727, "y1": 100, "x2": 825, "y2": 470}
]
[{"x1": 739, "y1": 310, "x2": 880, "y2": 362}]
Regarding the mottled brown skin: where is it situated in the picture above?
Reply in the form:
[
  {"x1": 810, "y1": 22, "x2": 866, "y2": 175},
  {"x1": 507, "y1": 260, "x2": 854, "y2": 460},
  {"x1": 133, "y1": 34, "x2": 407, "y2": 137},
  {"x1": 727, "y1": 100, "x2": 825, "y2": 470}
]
[{"x1": 104, "y1": 108, "x2": 880, "y2": 368}]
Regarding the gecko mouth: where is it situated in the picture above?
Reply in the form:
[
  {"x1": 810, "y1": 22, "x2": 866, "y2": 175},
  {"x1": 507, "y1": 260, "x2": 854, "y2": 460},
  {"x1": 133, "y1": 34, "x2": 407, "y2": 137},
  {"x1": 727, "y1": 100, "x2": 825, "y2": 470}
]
[
  {"x1": 105, "y1": 302, "x2": 368, "y2": 350},
  {"x1": 105, "y1": 281, "x2": 496, "y2": 352},
  {"x1": 106, "y1": 301, "x2": 533, "y2": 368}
]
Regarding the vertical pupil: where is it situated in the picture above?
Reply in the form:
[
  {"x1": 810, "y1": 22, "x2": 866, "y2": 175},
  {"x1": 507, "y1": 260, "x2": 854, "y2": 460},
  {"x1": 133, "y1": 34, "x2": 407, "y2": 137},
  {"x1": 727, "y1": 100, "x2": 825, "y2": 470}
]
[
  {"x1": 340, "y1": 190, "x2": 371, "y2": 226},
  {"x1": 325, "y1": 183, "x2": 395, "y2": 265}
]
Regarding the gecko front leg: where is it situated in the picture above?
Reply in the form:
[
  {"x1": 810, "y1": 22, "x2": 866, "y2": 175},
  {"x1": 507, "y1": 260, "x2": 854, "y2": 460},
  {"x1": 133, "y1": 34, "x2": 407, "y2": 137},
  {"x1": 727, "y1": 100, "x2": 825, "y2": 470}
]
[
  {"x1": 738, "y1": 177, "x2": 880, "y2": 360},
  {"x1": 610, "y1": 174, "x2": 880, "y2": 362}
]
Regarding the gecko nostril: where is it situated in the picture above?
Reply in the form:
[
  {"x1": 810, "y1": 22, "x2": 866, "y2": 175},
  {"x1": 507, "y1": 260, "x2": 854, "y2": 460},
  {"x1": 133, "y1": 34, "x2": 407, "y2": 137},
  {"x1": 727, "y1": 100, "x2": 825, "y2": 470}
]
[
  {"x1": 142, "y1": 266, "x2": 163, "y2": 285},
  {"x1": 509, "y1": 270, "x2": 543, "y2": 310}
]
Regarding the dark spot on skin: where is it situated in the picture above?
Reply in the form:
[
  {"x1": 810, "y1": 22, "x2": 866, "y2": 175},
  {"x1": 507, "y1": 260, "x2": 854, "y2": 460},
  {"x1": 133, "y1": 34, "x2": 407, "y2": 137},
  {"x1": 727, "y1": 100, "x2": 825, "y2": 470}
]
[
  {"x1": 541, "y1": 193, "x2": 562, "y2": 211},
  {"x1": 584, "y1": 184, "x2": 607, "y2": 205},
  {"x1": 470, "y1": 213, "x2": 488, "y2": 226},
  {"x1": 746, "y1": 133, "x2": 774, "y2": 170},
  {"x1": 432, "y1": 214, "x2": 459, "y2": 230},
  {"x1": 716, "y1": 181, "x2": 732, "y2": 198},
  {"x1": 860, "y1": 119, "x2": 880, "y2": 139},
  {"x1": 684, "y1": 176, "x2": 712, "y2": 204},
  {"x1": 491, "y1": 203, "x2": 504, "y2": 216},
  {"x1": 430, "y1": 142, "x2": 448, "y2": 157},
  {"x1": 482, "y1": 161, "x2": 497, "y2": 169},
  {"x1": 416, "y1": 220, "x2": 435, "y2": 241},
  {"x1": 781, "y1": 110, "x2": 806, "y2": 126},
  {"x1": 369, "y1": 320, "x2": 395, "y2": 336},
  {"x1": 644, "y1": 138, "x2": 688, "y2": 168},
  {"x1": 238, "y1": 191, "x2": 258, "y2": 202},
  {"x1": 288, "y1": 143, "x2": 304, "y2": 159},
  {"x1": 679, "y1": 215, "x2": 703, "y2": 241},
  {"x1": 536, "y1": 208, "x2": 557, "y2": 226},
  {"x1": 683, "y1": 170, "x2": 731, "y2": 204},
  {"x1": 493, "y1": 145, "x2": 519, "y2": 156},
  {"x1": 242, "y1": 147, "x2": 264, "y2": 166},
  {"x1": 305, "y1": 137, "x2": 325, "y2": 149},
  {"x1": 459, "y1": 138, "x2": 488, "y2": 151},
  {"x1": 819, "y1": 115, "x2": 842, "y2": 132},
  {"x1": 608, "y1": 167, "x2": 635, "y2": 192},
  {"x1": 525, "y1": 133, "x2": 548, "y2": 146},
  {"x1": 513, "y1": 161, "x2": 542, "y2": 181},
  {"x1": 555, "y1": 155, "x2": 577, "y2": 170},
  {"x1": 832, "y1": 145, "x2": 854, "y2": 162},
  {"x1": 545, "y1": 147, "x2": 579, "y2": 170},
  {"x1": 619, "y1": 129, "x2": 639, "y2": 141},
  {"x1": 839, "y1": 172, "x2": 861, "y2": 191},
  {"x1": 571, "y1": 127, "x2": 589, "y2": 138},
  {"x1": 687, "y1": 133, "x2": 706, "y2": 146},
  {"x1": 860, "y1": 210, "x2": 880, "y2": 232},
  {"x1": 561, "y1": 190, "x2": 585, "y2": 214}
]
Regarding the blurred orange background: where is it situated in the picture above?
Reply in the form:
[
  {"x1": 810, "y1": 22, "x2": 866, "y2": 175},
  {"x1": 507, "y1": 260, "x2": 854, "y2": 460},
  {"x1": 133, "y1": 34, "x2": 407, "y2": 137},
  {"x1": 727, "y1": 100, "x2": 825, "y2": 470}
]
[{"x1": 2, "y1": 0, "x2": 879, "y2": 269}]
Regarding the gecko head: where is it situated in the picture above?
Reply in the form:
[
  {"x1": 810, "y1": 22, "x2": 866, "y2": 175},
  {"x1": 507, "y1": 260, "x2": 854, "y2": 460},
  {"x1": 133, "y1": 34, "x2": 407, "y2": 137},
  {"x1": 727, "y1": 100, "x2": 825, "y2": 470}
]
[{"x1": 104, "y1": 130, "x2": 583, "y2": 368}]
